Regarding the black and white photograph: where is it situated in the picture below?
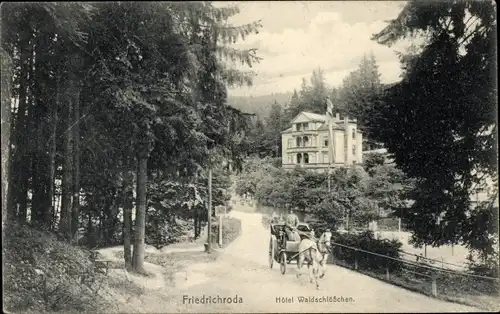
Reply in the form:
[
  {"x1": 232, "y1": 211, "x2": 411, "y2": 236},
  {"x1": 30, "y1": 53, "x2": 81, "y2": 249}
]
[{"x1": 1, "y1": 1, "x2": 498, "y2": 313}]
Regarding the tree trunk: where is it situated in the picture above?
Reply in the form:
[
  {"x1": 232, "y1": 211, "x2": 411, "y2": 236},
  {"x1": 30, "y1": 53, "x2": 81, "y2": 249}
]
[
  {"x1": 88, "y1": 190, "x2": 97, "y2": 247},
  {"x1": 31, "y1": 32, "x2": 51, "y2": 226},
  {"x1": 106, "y1": 193, "x2": 120, "y2": 245},
  {"x1": 98, "y1": 208, "x2": 103, "y2": 246},
  {"x1": 194, "y1": 211, "x2": 199, "y2": 239},
  {"x1": 47, "y1": 76, "x2": 59, "y2": 229},
  {"x1": 8, "y1": 37, "x2": 32, "y2": 222},
  {"x1": 87, "y1": 213, "x2": 92, "y2": 247},
  {"x1": 123, "y1": 172, "x2": 133, "y2": 269},
  {"x1": 1, "y1": 48, "x2": 12, "y2": 228},
  {"x1": 53, "y1": 192, "x2": 60, "y2": 228},
  {"x1": 132, "y1": 154, "x2": 148, "y2": 273},
  {"x1": 71, "y1": 81, "x2": 81, "y2": 243},
  {"x1": 19, "y1": 43, "x2": 37, "y2": 224},
  {"x1": 196, "y1": 209, "x2": 202, "y2": 239},
  {"x1": 30, "y1": 99, "x2": 44, "y2": 223},
  {"x1": 60, "y1": 79, "x2": 73, "y2": 240}
]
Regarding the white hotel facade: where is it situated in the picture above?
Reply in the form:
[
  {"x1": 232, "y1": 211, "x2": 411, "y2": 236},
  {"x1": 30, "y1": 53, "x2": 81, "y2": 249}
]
[{"x1": 281, "y1": 111, "x2": 363, "y2": 172}]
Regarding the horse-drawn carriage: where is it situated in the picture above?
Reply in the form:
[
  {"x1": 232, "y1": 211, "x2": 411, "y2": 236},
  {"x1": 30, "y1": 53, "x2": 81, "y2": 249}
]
[{"x1": 268, "y1": 222, "x2": 314, "y2": 274}]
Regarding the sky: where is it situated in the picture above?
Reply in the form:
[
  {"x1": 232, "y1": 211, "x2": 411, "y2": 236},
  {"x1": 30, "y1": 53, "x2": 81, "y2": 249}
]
[{"x1": 218, "y1": 1, "x2": 410, "y2": 97}]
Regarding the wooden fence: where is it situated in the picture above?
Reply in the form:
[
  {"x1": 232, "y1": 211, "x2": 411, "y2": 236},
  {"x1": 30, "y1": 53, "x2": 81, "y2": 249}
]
[{"x1": 329, "y1": 241, "x2": 499, "y2": 299}]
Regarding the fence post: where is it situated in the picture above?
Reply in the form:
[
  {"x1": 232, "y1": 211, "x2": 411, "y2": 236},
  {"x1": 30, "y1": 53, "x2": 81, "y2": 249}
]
[
  {"x1": 219, "y1": 214, "x2": 222, "y2": 247},
  {"x1": 386, "y1": 261, "x2": 390, "y2": 281},
  {"x1": 354, "y1": 249, "x2": 358, "y2": 270},
  {"x1": 431, "y1": 272, "x2": 438, "y2": 297}
]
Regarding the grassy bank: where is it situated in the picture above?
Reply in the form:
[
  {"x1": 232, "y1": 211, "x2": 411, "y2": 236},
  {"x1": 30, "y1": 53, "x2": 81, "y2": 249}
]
[
  {"x1": 332, "y1": 257, "x2": 499, "y2": 311},
  {"x1": 3, "y1": 224, "x2": 112, "y2": 313}
]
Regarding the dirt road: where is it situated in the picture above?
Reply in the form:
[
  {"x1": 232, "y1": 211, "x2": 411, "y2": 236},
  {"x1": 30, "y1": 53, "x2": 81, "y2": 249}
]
[{"x1": 148, "y1": 204, "x2": 481, "y2": 313}]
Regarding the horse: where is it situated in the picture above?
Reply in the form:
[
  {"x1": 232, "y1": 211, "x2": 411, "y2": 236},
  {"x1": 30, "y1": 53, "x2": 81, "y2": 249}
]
[{"x1": 296, "y1": 230, "x2": 333, "y2": 289}]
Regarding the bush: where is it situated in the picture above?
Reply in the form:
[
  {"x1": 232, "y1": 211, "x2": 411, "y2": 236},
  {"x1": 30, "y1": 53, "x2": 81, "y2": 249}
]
[
  {"x1": 3, "y1": 223, "x2": 110, "y2": 313},
  {"x1": 466, "y1": 250, "x2": 499, "y2": 278},
  {"x1": 331, "y1": 230, "x2": 403, "y2": 272},
  {"x1": 305, "y1": 218, "x2": 333, "y2": 237},
  {"x1": 261, "y1": 215, "x2": 272, "y2": 228},
  {"x1": 145, "y1": 218, "x2": 196, "y2": 248},
  {"x1": 211, "y1": 217, "x2": 242, "y2": 247}
]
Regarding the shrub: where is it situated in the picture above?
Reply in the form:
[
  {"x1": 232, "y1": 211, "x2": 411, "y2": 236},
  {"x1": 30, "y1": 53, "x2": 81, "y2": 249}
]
[
  {"x1": 305, "y1": 218, "x2": 333, "y2": 237},
  {"x1": 3, "y1": 223, "x2": 110, "y2": 313},
  {"x1": 261, "y1": 214, "x2": 272, "y2": 228},
  {"x1": 466, "y1": 250, "x2": 499, "y2": 278},
  {"x1": 211, "y1": 217, "x2": 242, "y2": 247},
  {"x1": 145, "y1": 218, "x2": 196, "y2": 248},
  {"x1": 331, "y1": 230, "x2": 403, "y2": 272}
]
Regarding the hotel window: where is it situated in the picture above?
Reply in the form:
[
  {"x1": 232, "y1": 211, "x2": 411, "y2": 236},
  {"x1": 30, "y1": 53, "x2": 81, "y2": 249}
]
[
  {"x1": 310, "y1": 153, "x2": 316, "y2": 163},
  {"x1": 287, "y1": 154, "x2": 292, "y2": 164},
  {"x1": 304, "y1": 153, "x2": 309, "y2": 164},
  {"x1": 352, "y1": 129, "x2": 356, "y2": 139},
  {"x1": 296, "y1": 123, "x2": 302, "y2": 131},
  {"x1": 323, "y1": 136, "x2": 329, "y2": 147},
  {"x1": 303, "y1": 123, "x2": 309, "y2": 130},
  {"x1": 297, "y1": 153, "x2": 302, "y2": 164},
  {"x1": 322, "y1": 152, "x2": 329, "y2": 164},
  {"x1": 296, "y1": 137, "x2": 302, "y2": 147},
  {"x1": 303, "y1": 136, "x2": 309, "y2": 147},
  {"x1": 352, "y1": 145, "x2": 356, "y2": 155},
  {"x1": 288, "y1": 139, "x2": 293, "y2": 148}
]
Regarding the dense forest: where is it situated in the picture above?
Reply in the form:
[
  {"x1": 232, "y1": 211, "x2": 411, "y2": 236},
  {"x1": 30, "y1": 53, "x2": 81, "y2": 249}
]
[{"x1": 1, "y1": 2, "x2": 262, "y2": 273}]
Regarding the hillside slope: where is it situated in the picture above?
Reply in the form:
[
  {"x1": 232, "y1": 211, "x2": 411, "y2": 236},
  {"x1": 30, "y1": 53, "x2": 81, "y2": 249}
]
[
  {"x1": 228, "y1": 92, "x2": 293, "y2": 119},
  {"x1": 3, "y1": 224, "x2": 114, "y2": 313}
]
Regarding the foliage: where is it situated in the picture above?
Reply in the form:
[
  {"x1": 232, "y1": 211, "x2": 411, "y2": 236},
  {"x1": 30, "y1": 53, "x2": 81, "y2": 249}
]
[
  {"x1": 362, "y1": 152, "x2": 386, "y2": 175},
  {"x1": 3, "y1": 223, "x2": 109, "y2": 313},
  {"x1": 145, "y1": 156, "x2": 233, "y2": 245},
  {"x1": 145, "y1": 219, "x2": 195, "y2": 249},
  {"x1": 211, "y1": 217, "x2": 242, "y2": 247},
  {"x1": 286, "y1": 68, "x2": 331, "y2": 120},
  {"x1": 337, "y1": 53, "x2": 382, "y2": 128},
  {"x1": 235, "y1": 156, "x2": 280, "y2": 197},
  {"x1": 238, "y1": 157, "x2": 412, "y2": 230},
  {"x1": 369, "y1": 0, "x2": 498, "y2": 256},
  {"x1": 466, "y1": 249, "x2": 499, "y2": 278},
  {"x1": 2, "y1": 1, "x2": 261, "y2": 275},
  {"x1": 365, "y1": 164, "x2": 415, "y2": 216},
  {"x1": 258, "y1": 101, "x2": 288, "y2": 157},
  {"x1": 331, "y1": 230, "x2": 403, "y2": 272},
  {"x1": 261, "y1": 214, "x2": 273, "y2": 229}
]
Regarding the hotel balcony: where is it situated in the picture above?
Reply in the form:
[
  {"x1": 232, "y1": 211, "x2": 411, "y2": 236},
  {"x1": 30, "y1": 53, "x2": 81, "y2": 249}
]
[
  {"x1": 286, "y1": 145, "x2": 318, "y2": 152},
  {"x1": 290, "y1": 129, "x2": 318, "y2": 135},
  {"x1": 282, "y1": 162, "x2": 352, "y2": 170}
]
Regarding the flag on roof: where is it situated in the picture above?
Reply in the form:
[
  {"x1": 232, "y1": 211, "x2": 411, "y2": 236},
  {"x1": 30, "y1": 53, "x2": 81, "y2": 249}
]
[{"x1": 326, "y1": 97, "x2": 334, "y2": 118}]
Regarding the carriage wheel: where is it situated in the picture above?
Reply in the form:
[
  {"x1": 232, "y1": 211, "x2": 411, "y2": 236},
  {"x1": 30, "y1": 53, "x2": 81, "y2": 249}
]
[
  {"x1": 280, "y1": 252, "x2": 287, "y2": 275},
  {"x1": 269, "y1": 239, "x2": 274, "y2": 269}
]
